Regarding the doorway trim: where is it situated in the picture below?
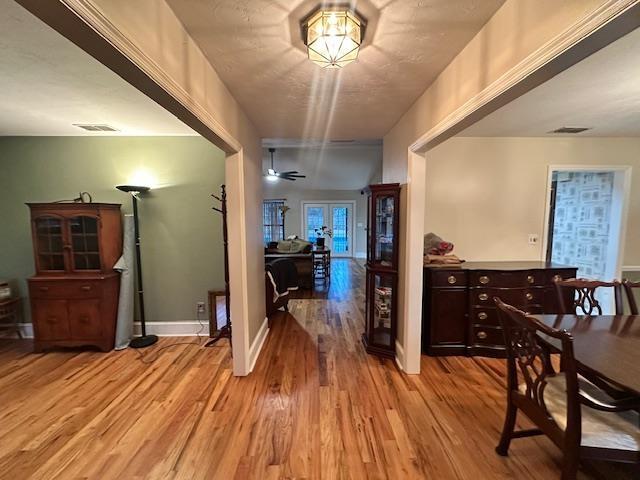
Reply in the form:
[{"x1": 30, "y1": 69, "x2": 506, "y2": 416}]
[
  {"x1": 18, "y1": 0, "x2": 260, "y2": 376},
  {"x1": 541, "y1": 165, "x2": 632, "y2": 281},
  {"x1": 301, "y1": 200, "x2": 356, "y2": 257},
  {"x1": 399, "y1": 2, "x2": 640, "y2": 375}
]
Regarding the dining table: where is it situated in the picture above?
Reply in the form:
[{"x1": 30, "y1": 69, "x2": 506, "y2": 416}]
[{"x1": 532, "y1": 314, "x2": 640, "y2": 397}]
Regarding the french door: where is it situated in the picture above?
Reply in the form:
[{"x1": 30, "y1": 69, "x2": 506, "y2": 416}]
[{"x1": 303, "y1": 202, "x2": 354, "y2": 257}]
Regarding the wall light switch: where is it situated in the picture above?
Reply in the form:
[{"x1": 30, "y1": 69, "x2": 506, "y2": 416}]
[{"x1": 528, "y1": 234, "x2": 539, "y2": 245}]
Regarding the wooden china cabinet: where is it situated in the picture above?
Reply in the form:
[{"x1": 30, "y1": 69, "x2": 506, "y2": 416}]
[
  {"x1": 27, "y1": 203, "x2": 122, "y2": 352},
  {"x1": 362, "y1": 183, "x2": 400, "y2": 358}
]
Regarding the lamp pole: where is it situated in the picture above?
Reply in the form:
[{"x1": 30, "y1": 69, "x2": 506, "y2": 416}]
[{"x1": 116, "y1": 184, "x2": 157, "y2": 348}]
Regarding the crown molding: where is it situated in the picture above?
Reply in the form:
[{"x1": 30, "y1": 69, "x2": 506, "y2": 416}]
[
  {"x1": 60, "y1": 0, "x2": 243, "y2": 154},
  {"x1": 410, "y1": 0, "x2": 639, "y2": 153}
]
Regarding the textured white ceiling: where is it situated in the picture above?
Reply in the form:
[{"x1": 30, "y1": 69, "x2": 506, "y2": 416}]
[
  {"x1": 262, "y1": 144, "x2": 382, "y2": 191},
  {"x1": 0, "y1": 0, "x2": 195, "y2": 136},
  {"x1": 461, "y1": 27, "x2": 640, "y2": 137},
  {"x1": 166, "y1": 0, "x2": 505, "y2": 140}
]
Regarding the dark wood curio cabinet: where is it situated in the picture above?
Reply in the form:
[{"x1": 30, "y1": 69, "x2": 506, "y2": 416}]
[
  {"x1": 27, "y1": 203, "x2": 122, "y2": 352},
  {"x1": 362, "y1": 183, "x2": 400, "y2": 358}
]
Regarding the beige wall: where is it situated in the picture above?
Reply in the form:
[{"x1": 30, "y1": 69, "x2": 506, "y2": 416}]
[
  {"x1": 426, "y1": 136, "x2": 640, "y2": 266},
  {"x1": 263, "y1": 186, "x2": 368, "y2": 256},
  {"x1": 0, "y1": 136, "x2": 225, "y2": 325}
]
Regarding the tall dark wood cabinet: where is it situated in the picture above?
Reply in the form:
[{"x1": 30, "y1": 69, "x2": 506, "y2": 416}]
[
  {"x1": 422, "y1": 262, "x2": 577, "y2": 357},
  {"x1": 27, "y1": 203, "x2": 122, "y2": 352},
  {"x1": 362, "y1": 183, "x2": 400, "y2": 358}
]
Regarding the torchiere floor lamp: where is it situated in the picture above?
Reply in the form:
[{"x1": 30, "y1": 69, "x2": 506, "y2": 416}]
[{"x1": 116, "y1": 184, "x2": 157, "y2": 348}]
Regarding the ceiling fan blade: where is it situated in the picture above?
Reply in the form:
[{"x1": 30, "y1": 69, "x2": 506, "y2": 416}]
[
  {"x1": 280, "y1": 176, "x2": 296, "y2": 181},
  {"x1": 279, "y1": 170, "x2": 299, "y2": 175},
  {"x1": 286, "y1": 174, "x2": 306, "y2": 178}
]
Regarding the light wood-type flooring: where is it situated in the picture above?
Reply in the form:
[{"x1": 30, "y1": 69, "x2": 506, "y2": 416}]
[{"x1": 0, "y1": 259, "x2": 636, "y2": 479}]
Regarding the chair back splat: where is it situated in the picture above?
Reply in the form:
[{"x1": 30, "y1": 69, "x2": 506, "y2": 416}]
[{"x1": 554, "y1": 278, "x2": 622, "y2": 315}]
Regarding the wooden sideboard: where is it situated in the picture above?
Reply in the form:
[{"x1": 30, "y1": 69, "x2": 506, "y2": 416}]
[{"x1": 422, "y1": 261, "x2": 577, "y2": 357}]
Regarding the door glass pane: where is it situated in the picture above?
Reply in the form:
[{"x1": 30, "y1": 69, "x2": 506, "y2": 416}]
[
  {"x1": 306, "y1": 207, "x2": 325, "y2": 242},
  {"x1": 70, "y1": 216, "x2": 100, "y2": 270},
  {"x1": 332, "y1": 206, "x2": 348, "y2": 254},
  {"x1": 372, "y1": 273, "x2": 393, "y2": 347},
  {"x1": 375, "y1": 195, "x2": 395, "y2": 265},
  {"x1": 35, "y1": 217, "x2": 65, "y2": 271}
]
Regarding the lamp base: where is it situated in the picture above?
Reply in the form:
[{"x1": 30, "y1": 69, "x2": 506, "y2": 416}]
[{"x1": 129, "y1": 334, "x2": 158, "y2": 349}]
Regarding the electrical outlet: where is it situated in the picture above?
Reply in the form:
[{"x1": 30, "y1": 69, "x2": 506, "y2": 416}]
[
  {"x1": 196, "y1": 302, "x2": 206, "y2": 314},
  {"x1": 528, "y1": 234, "x2": 539, "y2": 245}
]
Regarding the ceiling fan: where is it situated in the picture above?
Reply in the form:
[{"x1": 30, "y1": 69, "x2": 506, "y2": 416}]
[{"x1": 265, "y1": 148, "x2": 306, "y2": 181}]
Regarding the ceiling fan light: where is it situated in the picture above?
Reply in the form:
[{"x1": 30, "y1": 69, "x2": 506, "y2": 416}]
[
  {"x1": 267, "y1": 168, "x2": 276, "y2": 176},
  {"x1": 305, "y1": 9, "x2": 362, "y2": 69}
]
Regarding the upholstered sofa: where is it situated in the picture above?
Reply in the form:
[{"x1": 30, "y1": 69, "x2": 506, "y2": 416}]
[{"x1": 264, "y1": 239, "x2": 313, "y2": 289}]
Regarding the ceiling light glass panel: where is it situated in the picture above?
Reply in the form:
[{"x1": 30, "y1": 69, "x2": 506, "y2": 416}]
[{"x1": 305, "y1": 10, "x2": 362, "y2": 69}]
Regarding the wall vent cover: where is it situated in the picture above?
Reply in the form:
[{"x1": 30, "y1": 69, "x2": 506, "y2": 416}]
[
  {"x1": 549, "y1": 126, "x2": 591, "y2": 134},
  {"x1": 73, "y1": 123, "x2": 119, "y2": 132}
]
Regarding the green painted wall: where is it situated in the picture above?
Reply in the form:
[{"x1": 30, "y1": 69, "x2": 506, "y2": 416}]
[{"x1": 0, "y1": 136, "x2": 225, "y2": 324}]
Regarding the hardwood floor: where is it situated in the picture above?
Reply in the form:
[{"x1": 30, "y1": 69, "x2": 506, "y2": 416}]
[{"x1": 0, "y1": 259, "x2": 634, "y2": 479}]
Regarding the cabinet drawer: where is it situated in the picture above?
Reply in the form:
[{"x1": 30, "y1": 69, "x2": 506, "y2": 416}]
[
  {"x1": 546, "y1": 269, "x2": 577, "y2": 283},
  {"x1": 471, "y1": 326, "x2": 504, "y2": 346},
  {"x1": 472, "y1": 288, "x2": 545, "y2": 307},
  {"x1": 430, "y1": 270, "x2": 467, "y2": 287},
  {"x1": 470, "y1": 307, "x2": 501, "y2": 327},
  {"x1": 470, "y1": 270, "x2": 545, "y2": 288},
  {"x1": 30, "y1": 281, "x2": 101, "y2": 299}
]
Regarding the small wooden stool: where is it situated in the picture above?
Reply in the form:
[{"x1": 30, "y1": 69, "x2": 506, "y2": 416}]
[{"x1": 0, "y1": 297, "x2": 23, "y2": 339}]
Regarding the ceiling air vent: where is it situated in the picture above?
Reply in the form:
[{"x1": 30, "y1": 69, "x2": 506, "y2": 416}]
[
  {"x1": 73, "y1": 123, "x2": 119, "y2": 132},
  {"x1": 549, "y1": 126, "x2": 591, "y2": 134}
]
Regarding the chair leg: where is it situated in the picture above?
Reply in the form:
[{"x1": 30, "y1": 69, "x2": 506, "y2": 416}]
[
  {"x1": 560, "y1": 455, "x2": 579, "y2": 480},
  {"x1": 495, "y1": 401, "x2": 517, "y2": 456}
]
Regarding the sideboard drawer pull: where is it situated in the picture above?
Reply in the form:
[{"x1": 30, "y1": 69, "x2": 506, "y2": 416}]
[
  {"x1": 525, "y1": 292, "x2": 533, "y2": 301},
  {"x1": 447, "y1": 275, "x2": 457, "y2": 285},
  {"x1": 39, "y1": 286, "x2": 49, "y2": 292},
  {"x1": 476, "y1": 331, "x2": 488, "y2": 340},
  {"x1": 527, "y1": 275, "x2": 535, "y2": 284},
  {"x1": 80, "y1": 285, "x2": 92, "y2": 291},
  {"x1": 478, "y1": 293, "x2": 489, "y2": 301},
  {"x1": 479, "y1": 275, "x2": 490, "y2": 285},
  {"x1": 477, "y1": 312, "x2": 488, "y2": 321}
]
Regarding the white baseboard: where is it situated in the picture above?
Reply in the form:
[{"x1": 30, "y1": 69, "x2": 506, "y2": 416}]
[
  {"x1": 134, "y1": 321, "x2": 210, "y2": 336},
  {"x1": 16, "y1": 321, "x2": 210, "y2": 339},
  {"x1": 622, "y1": 266, "x2": 640, "y2": 272},
  {"x1": 395, "y1": 339, "x2": 406, "y2": 372},
  {"x1": 249, "y1": 317, "x2": 270, "y2": 373},
  {"x1": 354, "y1": 251, "x2": 367, "y2": 259}
]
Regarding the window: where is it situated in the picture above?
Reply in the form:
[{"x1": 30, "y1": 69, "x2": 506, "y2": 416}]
[{"x1": 263, "y1": 200, "x2": 285, "y2": 244}]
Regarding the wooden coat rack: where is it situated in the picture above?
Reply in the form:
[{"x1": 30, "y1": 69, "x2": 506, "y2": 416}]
[{"x1": 205, "y1": 185, "x2": 232, "y2": 350}]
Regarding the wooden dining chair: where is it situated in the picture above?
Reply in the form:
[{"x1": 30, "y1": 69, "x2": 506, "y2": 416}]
[
  {"x1": 622, "y1": 280, "x2": 640, "y2": 315},
  {"x1": 554, "y1": 278, "x2": 623, "y2": 315},
  {"x1": 494, "y1": 298, "x2": 640, "y2": 479}
]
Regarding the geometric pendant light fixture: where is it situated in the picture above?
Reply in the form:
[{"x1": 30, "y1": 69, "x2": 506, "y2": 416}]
[{"x1": 303, "y1": 8, "x2": 364, "y2": 69}]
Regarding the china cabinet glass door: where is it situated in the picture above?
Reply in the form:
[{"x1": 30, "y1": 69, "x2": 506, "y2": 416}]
[
  {"x1": 69, "y1": 216, "x2": 101, "y2": 270},
  {"x1": 35, "y1": 216, "x2": 66, "y2": 271},
  {"x1": 373, "y1": 193, "x2": 395, "y2": 267}
]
